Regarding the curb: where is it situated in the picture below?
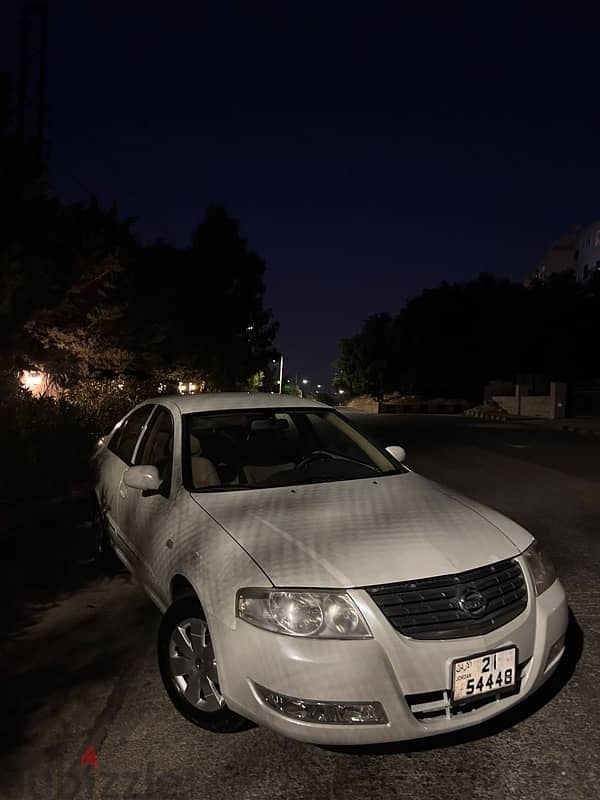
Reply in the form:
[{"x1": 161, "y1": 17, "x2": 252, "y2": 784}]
[
  {"x1": 463, "y1": 413, "x2": 600, "y2": 440},
  {"x1": 560, "y1": 425, "x2": 600, "y2": 440},
  {"x1": 464, "y1": 412, "x2": 513, "y2": 423}
]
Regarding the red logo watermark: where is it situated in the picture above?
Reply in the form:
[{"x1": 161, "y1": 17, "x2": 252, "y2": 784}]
[{"x1": 80, "y1": 747, "x2": 99, "y2": 769}]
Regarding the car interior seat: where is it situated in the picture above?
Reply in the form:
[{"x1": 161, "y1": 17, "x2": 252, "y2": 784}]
[
  {"x1": 190, "y1": 434, "x2": 221, "y2": 488},
  {"x1": 243, "y1": 428, "x2": 295, "y2": 485}
]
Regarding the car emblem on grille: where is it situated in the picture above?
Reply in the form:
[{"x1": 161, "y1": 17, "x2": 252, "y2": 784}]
[{"x1": 458, "y1": 589, "x2": 488, "y2": 617}]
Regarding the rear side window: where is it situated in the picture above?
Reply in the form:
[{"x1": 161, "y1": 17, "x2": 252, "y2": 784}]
[{"x1": 108, "y1": 405, "x2": 154, "y2": 464}]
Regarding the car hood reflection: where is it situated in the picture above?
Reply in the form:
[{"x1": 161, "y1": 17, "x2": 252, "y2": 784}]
[{"x1": 191, "y1": 472, "x2": 532, "y2": 588}]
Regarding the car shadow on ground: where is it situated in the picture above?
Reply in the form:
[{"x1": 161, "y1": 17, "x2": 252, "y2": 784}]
[
  {"x1": 0, "y1": 495, "x2": 120, "y2": 641},
  {"x1": 321, "y1": 608, "x2": 583, "y2": 756},
  {"x1": 0, "y1": 495, "x2": 157, "y2": 760}
]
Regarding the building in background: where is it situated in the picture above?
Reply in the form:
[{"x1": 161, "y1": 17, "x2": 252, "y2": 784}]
[
  {"x1": 527, "y1": 220, "x2": 600, "y2": 285},
  {"x1": 526, "y1": 231, "x2": 577, "y2": 285},
  {"x1": 575, "y1": 219, "x2": 600, "y2": 282}
]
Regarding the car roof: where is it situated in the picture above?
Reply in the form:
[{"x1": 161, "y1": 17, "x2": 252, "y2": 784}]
[{"x1": 150, "y1": 392, "x2": 328, "y2": 415}]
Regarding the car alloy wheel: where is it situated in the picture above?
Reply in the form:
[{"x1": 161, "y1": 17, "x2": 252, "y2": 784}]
[
  {"x1": 169, "y1": 617, "x2": 224, "y2": 712},
  {"x1": 158, "y1": 597, "x2": 251, "y2": 733}
]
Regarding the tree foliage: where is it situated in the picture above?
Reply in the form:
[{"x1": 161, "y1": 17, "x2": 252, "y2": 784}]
[
  {"x1": 335, "y1": 313, "x2": 394, "y2": 399},
  {"x1": 335, "y1": 272, "x2": 600, "y2": 400},
  {"x1": 126, "y1": 206, "x2": 278, "y2": 390},
  {"x1": 0, "y1": 73, "x2": 278, "y2": 393}
]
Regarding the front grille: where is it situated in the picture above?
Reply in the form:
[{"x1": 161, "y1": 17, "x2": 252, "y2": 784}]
[{"x1": 364, "y1": 558, "x2": 528, "y2": 639}]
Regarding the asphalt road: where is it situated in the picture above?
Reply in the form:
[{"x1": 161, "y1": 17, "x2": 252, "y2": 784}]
[{"x1": 1, "y1": 414, "x2": 599, "y2": 800}]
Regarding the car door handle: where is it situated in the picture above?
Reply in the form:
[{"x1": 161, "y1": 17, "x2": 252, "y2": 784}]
[{"x1": 165, "y1": 538, "x2": 174, "y2": 549}]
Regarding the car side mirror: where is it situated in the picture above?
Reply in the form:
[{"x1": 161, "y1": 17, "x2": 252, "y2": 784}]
[
  {"x1": 123, "y1": 465, "x2": 162, "y2": 492},
  {"x1": 385, "y1": 445, "x2": 406, "y2": 464}
]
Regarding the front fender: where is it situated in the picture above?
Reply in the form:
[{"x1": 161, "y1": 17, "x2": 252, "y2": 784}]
[{"x1": 164, "y1": 492, "x2": 272, "y2": 629}]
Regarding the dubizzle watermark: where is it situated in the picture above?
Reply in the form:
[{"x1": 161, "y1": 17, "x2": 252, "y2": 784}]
[
  {"x1": 80, "y1": 746, "x2": 99, "y2": 770},
  {"x1": 7, "y1": 746, "x2": 196, "y2": 800}
]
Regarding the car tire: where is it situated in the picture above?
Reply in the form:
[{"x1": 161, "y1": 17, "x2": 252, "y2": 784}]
[
  {"x1": 92, "y1": 499, "x2": 121, "y2": 572},
  {"x1": 158, "y1": 597, "x2": 251, "y2": 733}
]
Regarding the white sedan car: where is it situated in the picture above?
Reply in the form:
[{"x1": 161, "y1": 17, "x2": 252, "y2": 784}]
[{"x1": 91, "y1": 393, "x2": 568, "y2": 745}]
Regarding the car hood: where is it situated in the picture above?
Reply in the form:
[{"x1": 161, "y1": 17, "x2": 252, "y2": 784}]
[{"x1": 191, "y1": 472, "x2": 533, "y2": 588}]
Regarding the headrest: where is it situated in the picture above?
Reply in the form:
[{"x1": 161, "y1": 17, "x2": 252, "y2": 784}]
[{"x1": 190, "y1": 434, "x2": 202, "y2": 455}]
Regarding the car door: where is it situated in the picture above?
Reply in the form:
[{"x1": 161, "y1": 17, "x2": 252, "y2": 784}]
[
  {"x1": 101, "y1": 404, "x2": 155, "y2": 566},
  {"x1": 118, "y1": 404, "x2": 178, "y2": 605}
]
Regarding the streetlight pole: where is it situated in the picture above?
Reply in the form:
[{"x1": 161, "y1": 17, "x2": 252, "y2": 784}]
[{"x1": 278, "y1": 354, "x2": 284, "y2": 395}]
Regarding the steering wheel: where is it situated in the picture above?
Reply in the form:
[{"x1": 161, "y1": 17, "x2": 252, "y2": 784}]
[{"x1": 296, "y1": 450, "x2": 336, "y2": 470}]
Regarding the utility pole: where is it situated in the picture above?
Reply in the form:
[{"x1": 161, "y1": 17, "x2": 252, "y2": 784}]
[{"x1": 18, "y1": 3, "x2": 48, "y2": 165}]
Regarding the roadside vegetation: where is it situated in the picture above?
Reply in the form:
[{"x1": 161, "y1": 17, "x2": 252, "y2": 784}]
[
  {"x1": 0, "y1": 71, "x2": 278, "y2": 505},
  {"x1": 335, "y1": 272, "x2": 600, "y2": 401}
]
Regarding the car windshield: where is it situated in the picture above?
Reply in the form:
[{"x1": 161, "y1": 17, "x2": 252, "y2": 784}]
[{"x1": 183, "y1": 408, "x2": 403, "y2": 491}]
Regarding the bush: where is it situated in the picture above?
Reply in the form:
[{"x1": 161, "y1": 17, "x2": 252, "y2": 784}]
[
  {"x1": 0, "y1": 392, "x2": 92, "y2": 503},
  {"x1": 63, "y1": 376, "x2": 157, "y2": 438},
  {"x1": 0, "y1": 374, "x2": 157, "y2": 504}
]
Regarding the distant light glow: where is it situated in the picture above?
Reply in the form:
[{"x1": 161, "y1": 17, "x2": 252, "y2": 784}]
[{"x1": 20, "y1": 370, "x2": 49, "y2": 397}]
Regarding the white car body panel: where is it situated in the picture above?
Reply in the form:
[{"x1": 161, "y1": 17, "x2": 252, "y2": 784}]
[
  {"x1": 191, "y1": 471, "x2": 532, "y2": 587},
  {"x1": 92, "y1": 393, "x2": 568, "y2": 744}
]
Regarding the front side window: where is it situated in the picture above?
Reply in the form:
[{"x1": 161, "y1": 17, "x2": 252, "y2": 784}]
[
  {"x1": 183, "y1": 409, "x2": 403, "y2": 491},
  {"x1": 108, "y1": 405, "x2": 154, "y2": 464},
  {"x1": 136, "y1": 407, "x2": 175, "y2": 495}
]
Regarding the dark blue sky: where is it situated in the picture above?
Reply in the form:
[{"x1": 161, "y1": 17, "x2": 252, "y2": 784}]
[{"x1": 2, "y1": 2, "x2": 600, "y2": 387}]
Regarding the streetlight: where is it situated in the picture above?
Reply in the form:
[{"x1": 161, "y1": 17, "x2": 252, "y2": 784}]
[
  {"x1": 272, "y1": 355, "x2": 284, "y2": 394},
  {"x1": 338, "y1": 389, "x2": 345, "y2": 395},
  {"x1": 302, "y1": 379, "x2": 309, "y2": 385}
]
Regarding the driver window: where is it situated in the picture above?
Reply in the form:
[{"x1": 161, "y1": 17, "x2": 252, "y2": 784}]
[{"x1": 136, "y1": 407, "x2": 174, "y2": 496}]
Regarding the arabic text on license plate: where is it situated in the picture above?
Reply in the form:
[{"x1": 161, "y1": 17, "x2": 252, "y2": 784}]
[{"x1": 452, "y1": 647, "x2": 517, "y2": 703}]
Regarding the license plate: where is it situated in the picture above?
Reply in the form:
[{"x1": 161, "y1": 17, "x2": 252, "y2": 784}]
[{"x1": 452, "y1": 646, "x2": 517, "y2": 704}]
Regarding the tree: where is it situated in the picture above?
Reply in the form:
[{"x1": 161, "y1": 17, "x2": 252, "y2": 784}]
[
  {"x1": 391, "y1": 274, "x2": 529, "y2": 399},
  {"x1": 20, "y1": 200, "x2": 137, "y2": 382},
  {"x1": 127, "y1": 206, "x2": 278, "y2": 390},
  {"x1": 0, "y1": 71, "x2": 52, "y2": 370},
  {"x1": 1, "y1": 74, "x2": 279, "y2": 394},
  {"x1": 335, "y1": 272, "x2": 600, "y2": 402},
  {"x1": 335, "y1": 313, "x2": 394, "y2": 398}
]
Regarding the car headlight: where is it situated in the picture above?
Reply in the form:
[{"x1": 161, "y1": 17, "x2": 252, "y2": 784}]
[
  {"x1": 237, "y1": 589, "x2": 372, "y2": 639},
  {"x1": 522, "y1": 540, "x2": 556, "y2": 596}
]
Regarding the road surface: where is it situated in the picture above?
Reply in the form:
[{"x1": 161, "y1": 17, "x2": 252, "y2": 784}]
[{"x1": 1, "y1": 414, "x2": 598, "y2": 800}]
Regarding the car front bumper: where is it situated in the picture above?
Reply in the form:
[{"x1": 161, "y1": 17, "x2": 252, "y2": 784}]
[{"x1": 214, "y1": 565, "x2": 568, "y2": 745}]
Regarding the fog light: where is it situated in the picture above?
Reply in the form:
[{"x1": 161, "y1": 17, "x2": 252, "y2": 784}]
[
  {"x1": 255, "y1": 684, "x2": 387, "y2": 725},
  {"x1": 545, "y1": 634, "x2": 565, "y2": 669}
]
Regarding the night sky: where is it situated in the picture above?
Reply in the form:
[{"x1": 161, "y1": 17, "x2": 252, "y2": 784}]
[{"x1": 2, "y1": 2, "x2": 600, "y2": 388}]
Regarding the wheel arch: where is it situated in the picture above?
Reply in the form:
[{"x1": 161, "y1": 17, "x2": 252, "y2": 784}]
[{"x1": 170, "y1": 573, "x2": 202, "y2": 605}]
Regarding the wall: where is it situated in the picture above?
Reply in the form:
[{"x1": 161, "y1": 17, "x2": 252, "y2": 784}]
[
  {"x1": 493, "y1": 396, "x2": 518, "y2": 415},
  {"x1": 492, "y1": 382, "x2": 566, "y2": 419}
]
